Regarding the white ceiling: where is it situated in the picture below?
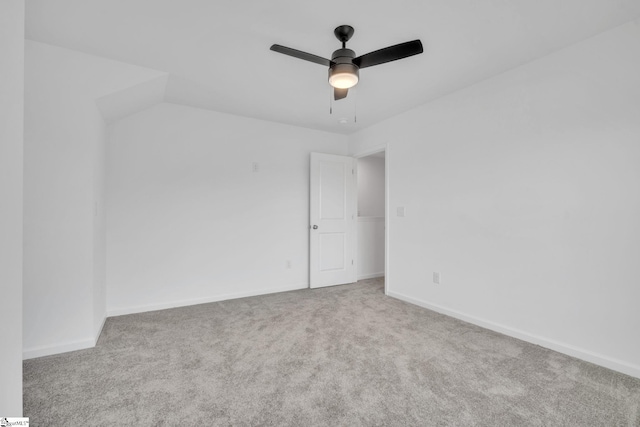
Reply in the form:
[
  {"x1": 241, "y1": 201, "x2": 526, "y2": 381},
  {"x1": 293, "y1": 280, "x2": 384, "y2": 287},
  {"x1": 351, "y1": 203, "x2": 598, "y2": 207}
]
[{"x1": 25, "y1": 0, "x2": 640, "y2": 134}]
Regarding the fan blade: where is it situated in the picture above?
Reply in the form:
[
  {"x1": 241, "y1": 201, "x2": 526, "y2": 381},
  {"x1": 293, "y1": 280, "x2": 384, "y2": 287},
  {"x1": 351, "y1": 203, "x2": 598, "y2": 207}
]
[
  {"x1": 353, "y1": 40, "x2": 423, "y2": 69},
  {"x1": 334, "y1": 88, "x2": 348, "y2": 100},
  {"x1": 270, "y1": 44, "x2": 332, "y2": 67}
]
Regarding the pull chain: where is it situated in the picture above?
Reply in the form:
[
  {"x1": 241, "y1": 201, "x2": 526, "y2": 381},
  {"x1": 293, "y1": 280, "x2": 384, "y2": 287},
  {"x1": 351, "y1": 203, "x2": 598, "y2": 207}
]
[
  {"x1": 354, "y1": 87, "x2": 357, "y2": 123},
  {"x1": 329, "y1": 86, "x2": 333, "y2": 114}
]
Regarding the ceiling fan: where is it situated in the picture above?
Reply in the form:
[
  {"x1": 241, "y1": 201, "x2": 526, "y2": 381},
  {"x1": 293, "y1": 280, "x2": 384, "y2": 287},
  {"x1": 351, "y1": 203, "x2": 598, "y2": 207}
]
[{"x1": 270, "y1": 25, "x2": 423, "y2": 101}]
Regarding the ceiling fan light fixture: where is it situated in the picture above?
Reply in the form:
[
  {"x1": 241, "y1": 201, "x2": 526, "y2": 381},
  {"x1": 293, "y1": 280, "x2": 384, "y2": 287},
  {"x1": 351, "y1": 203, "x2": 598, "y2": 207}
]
[
  {"x1": 272, "y1": 25, "x2": 423, "y2": 101},
  {"x1": 328, "y1": 63, "x2": 359, "y2": 89}
]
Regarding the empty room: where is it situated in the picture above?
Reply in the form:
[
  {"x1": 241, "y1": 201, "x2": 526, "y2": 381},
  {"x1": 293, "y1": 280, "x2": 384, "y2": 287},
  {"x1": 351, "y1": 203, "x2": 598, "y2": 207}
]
[{"x1": 2, "y1": 0, "x2": 640, "y2": 425}]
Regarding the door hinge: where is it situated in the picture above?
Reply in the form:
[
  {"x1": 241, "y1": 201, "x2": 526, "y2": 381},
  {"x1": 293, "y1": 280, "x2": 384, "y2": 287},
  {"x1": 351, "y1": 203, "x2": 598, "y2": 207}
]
[
  {"x1": 352, "y1": 168, "x2": 354, "y2": 175},
  {"x1": 352, "y1": 259, "x2": 354, "y2": 265}
]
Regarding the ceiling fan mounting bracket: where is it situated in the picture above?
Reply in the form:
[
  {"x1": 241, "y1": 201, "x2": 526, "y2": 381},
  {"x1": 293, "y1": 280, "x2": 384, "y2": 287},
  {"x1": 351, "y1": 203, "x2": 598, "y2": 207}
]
[{"x1": 334, "y1": 25, "x2": 355, "y2": 45}]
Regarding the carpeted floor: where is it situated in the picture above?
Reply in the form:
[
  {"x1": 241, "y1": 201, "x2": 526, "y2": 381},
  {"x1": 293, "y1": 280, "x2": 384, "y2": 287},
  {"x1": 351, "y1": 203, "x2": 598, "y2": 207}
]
[{"x1": 24, "y1": 278, "x2": 640, "y2": 426}]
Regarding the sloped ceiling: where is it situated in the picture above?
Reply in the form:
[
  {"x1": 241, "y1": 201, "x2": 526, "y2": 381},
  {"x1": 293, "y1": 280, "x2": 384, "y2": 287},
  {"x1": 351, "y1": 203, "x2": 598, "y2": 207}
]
[{"x1": 25, "y1": 0, "x2": 640, "y2": 134}]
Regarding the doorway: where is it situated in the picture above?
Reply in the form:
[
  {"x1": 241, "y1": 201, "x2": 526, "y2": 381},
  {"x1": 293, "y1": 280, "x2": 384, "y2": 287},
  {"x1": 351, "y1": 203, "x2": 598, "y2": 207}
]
[{"x1": 356, "y1": 150, "x2": 386, "y2": 291}]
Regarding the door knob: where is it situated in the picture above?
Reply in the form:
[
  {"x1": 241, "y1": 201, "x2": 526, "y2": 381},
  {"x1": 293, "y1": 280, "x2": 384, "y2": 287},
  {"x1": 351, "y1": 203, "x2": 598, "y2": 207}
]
[{"x1": 312, "y1": 225, "x2": 318, "y2": 229}]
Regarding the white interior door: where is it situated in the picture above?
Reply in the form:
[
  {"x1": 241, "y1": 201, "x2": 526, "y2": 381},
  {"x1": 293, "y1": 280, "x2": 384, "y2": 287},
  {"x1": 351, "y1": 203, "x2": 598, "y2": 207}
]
[{"x1": 310, "y1": 152, "x2": 357, "y2": 288}]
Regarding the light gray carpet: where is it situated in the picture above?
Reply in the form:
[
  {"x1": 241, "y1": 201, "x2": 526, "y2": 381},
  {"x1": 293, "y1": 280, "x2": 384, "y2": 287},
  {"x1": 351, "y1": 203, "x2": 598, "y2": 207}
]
[{"x1": 24, "y1": 278, "x2": 640, "y2": 426}]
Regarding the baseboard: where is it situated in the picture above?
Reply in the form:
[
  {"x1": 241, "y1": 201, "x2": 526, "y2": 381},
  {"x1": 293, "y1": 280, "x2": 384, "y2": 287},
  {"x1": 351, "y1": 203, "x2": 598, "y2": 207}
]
[
  {"x1": 107, "y1": 282, "x2": 309, "y2": 317},
  {"x1": 388, "y1": 290, "x2": 640, "y2": 380},
  {"x1": 93, "y1": 315, "x2": 107, "y2": 345},
  {"x1": 23, "y1": 338, "x2": 96, "y2": 360},
  {"x1": 358, "y1": 272, "x2": 385, "y2": 280},
  {"x1": 23, "y1": 317, "x2": 107, "y2": 360}
]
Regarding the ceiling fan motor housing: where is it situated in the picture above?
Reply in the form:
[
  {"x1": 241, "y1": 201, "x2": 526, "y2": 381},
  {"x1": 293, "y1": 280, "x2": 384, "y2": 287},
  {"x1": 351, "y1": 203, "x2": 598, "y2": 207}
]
[{"x1": 329, "y1": 48, "x2": 359, "y2": 88}]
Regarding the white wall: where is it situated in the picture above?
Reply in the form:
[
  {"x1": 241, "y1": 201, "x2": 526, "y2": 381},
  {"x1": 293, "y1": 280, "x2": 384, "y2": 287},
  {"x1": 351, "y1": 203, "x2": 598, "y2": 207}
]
[
  {"x1": 350, "y1": 20, "x2": 640, "y2": 378},
  {"x1": 0, "y1": 0, "x2": 24, "y2": 416},
  {"x1": 106, "y1": 103, "x2": 348, "y2": 315},
  {"x1": 357, "y1": 155, "x2": 385, "y2": 279},
  {"x1": 23, "y1": 41, "x2": 165, "y2": 358},
  {"x1": 357, "y1": 156, "x2": 385, "y2": 217}
]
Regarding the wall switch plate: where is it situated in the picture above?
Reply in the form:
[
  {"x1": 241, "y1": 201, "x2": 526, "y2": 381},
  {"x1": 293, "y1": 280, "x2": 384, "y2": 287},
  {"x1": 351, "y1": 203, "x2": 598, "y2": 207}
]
[
  {"x1": 286, "y1": 260, "x2": 292, "y2": 269},
  {"x1": 433, "y1": 272, "x2": 440, "y2": 284},
  {"x1": 397, "y1": 206, "x2": 406, "y2": 217}
]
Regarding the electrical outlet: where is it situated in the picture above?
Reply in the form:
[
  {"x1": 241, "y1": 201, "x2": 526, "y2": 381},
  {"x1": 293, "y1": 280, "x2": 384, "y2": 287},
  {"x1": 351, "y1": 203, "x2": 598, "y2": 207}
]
[
  {"x1": 252, "y1": 162, "x2": 259, "y2": 173},
  {"x1": 433, "y1": 272, "x2": 440, "y2": 285}
]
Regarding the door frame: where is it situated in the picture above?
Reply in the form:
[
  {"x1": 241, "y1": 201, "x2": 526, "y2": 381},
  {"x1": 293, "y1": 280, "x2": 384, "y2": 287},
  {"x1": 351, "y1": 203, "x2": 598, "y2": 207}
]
[{"x1": 354, "y1": 144, "x2": 389, "y2": 296}]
